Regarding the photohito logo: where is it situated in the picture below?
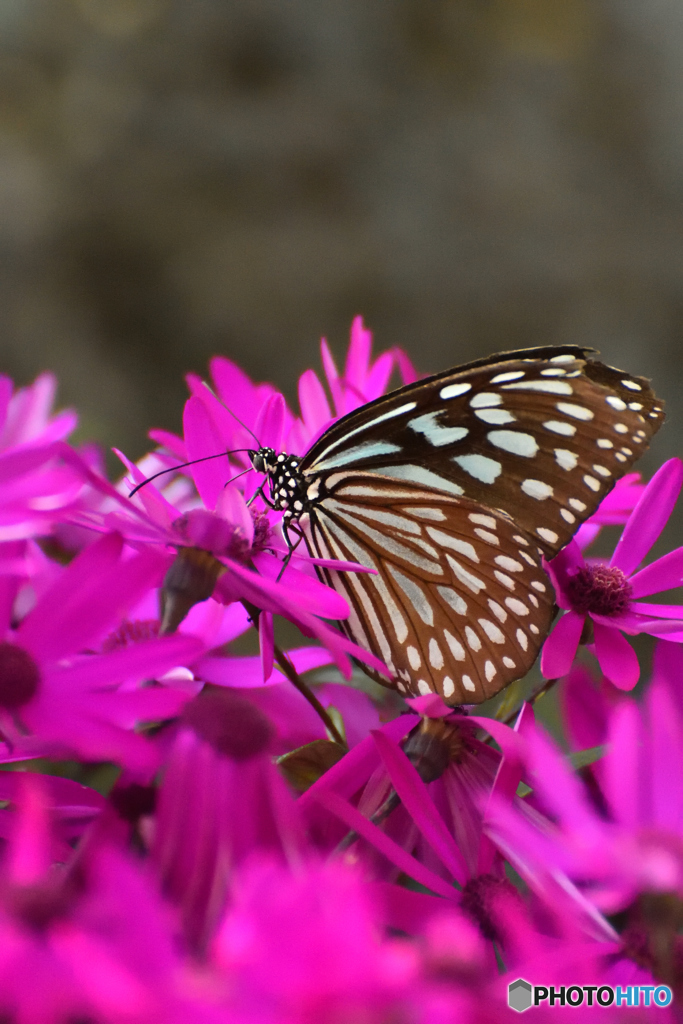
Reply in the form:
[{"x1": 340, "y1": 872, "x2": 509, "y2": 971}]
[{"x1": 507, "y1": 980, "x2": 673, "y2": 1012}]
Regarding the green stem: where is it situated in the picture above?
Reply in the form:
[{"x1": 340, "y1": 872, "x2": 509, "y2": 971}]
[
  {"x1": 273, "y1": 645, "x2": 347, "y2": 748},
  {"x1": 498, "y1": 677, "x2": 560, "y2": 726}
]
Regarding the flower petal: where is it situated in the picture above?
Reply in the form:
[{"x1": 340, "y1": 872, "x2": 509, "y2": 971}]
[
  {"x1": 183, "y1": 396, "x2": 231, "y2": 512},
  {"x1": 540, "y1": 611, "x2": 584, "y2": 679},
  {"x1": 592, "y1": 621, "x2": 639, "y2": 690},
  {"x1": 629, "y1": 547, "x2": 683, "y2": 598},
  {"x1": 610, "y1": 458, "x2": 683, "y2": 575}
]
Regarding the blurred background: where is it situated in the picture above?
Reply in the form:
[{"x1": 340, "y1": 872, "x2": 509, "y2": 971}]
[{"x1": 0, "y1": 0, "x2": 681, "y2": 474}]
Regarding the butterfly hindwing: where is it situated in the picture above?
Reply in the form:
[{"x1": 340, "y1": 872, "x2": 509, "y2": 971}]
[{"x1": 303, "y1": 474, "x2": 555, "y2": 705}]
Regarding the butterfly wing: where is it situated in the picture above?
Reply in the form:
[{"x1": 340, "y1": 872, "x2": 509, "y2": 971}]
[
  {"x1": 302, "y1": 473, "x2": 555, "y2": 704},
  {"x1": 301, "y1": 346, "x2": 664, "y2": 558}
]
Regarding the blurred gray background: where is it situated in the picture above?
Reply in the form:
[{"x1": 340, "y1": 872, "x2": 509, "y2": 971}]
[{"x1": 0, "y1": 0, "x2": 681, "y2": 473}]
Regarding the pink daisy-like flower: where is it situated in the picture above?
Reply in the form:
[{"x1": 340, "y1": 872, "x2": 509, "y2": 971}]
[
  {"x1": 0, "y1": 530, "x2": 204, "y2": 773},
  {"x1": 541, "y1": 458, "x2": 683, "y2": 689},
  {"x1": 0, "y1": 776, "x2": 215, "y2": 1024},
  {"x1": 153, "y1": 689, "x2": 304, "y2": 953}
]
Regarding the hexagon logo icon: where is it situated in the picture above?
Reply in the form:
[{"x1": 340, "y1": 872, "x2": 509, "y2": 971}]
[{"x1": 508, "y1": 978, "x2": 533, "y2": 1012}]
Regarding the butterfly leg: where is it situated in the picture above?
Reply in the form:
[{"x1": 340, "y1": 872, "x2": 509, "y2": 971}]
[
  {"x1": 246, "y1": 481, "x2": 274, "y2": 509},
  {"x1": 277, "y1": 517, "x2": 304, "y2": 581}
]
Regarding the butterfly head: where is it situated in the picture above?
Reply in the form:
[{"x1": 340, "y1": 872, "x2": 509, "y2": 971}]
[{"x1": 248, "y1": 447, "x2": 277, "y2": 475}]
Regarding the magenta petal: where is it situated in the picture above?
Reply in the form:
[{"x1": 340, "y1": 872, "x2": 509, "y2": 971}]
[
  {"x1": 344, "y1": 316, "x2": 372, "y2": 393},
  {"x1": 298, "y1": 369, "x2": 331, "y2": 436},
  {"x1": 647, "y1": 679, "x2": 683, "y2": 830},
  {"x1": 371, "y1": 730, "x2": 469, "y2": 885},
  {"x1": 183, "y1": 396, "x2": 230, "y2": 511},
  {"x1": 602, "y1": 700, "x2": 642, "y2": 827},
  {"x1": 309, "y1": 788, "x2": 457, "y2": 899},
  {"x1": 611, "y1": 458, "x2": 683, "y2": 575},
  {"x1": 540, "y1": 611, "x2": 584, "y2": 678},
  {"x1": 254, "y1": 393, "x2": 286, "y2": 452},
  {"x1": 629, "y1": 547, "x2": 683, "y2": 598},
  {"x1": 48, "y1": 635, "x2": 205, "y2": 691},
  {"x1": 631, "y1": 601, "x2": 683, "y2": 617},
  {"x1": 593, "y1": 621, "x2": 639, "y2": 690},
  {"x1": 320, "y1": 338, "x2": 343, "y2": 416},
  {"x1": 253, "y1": 552, "x2": 349, "y2": 619},
  {"x1": 560, "y1": 665, "x2": 609, "y2": 751}
]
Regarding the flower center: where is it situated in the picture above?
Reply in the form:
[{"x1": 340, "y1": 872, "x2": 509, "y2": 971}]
[
  {"x1": 182, "y1": 690, "x2": 273, "y2": 761},
  {"x1": 565, "y1": 564, "x2": 633, "y2": 617},
  {"x1": 102, "y1": 619, "x2": 159, "y2": 651},
  {"x1": 0, "y1": 642, "x2": 40, "y2": 709}
]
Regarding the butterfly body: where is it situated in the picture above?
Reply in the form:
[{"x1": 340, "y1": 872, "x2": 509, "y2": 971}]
[{"x1": 250, "y1": 346, "x2": 664, "y2": 705}]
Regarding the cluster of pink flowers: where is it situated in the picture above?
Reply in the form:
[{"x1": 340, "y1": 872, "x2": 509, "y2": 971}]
[{"x1": 1, "y1": 322, "x2": 683, "y2": 1022}]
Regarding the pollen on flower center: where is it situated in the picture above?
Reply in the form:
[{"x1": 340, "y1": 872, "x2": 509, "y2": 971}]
[
  {"x1": 565, "y1": 563, "x2": 633, "y2": 617},
  {"x1": 0, "y1": 642, "x2": 41, "y2": 709}
]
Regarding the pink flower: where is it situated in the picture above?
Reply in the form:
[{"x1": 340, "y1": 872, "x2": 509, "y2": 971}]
[
  {"x1": 0, "y1": 776, "x2": 214, "y2": 1024},
  {"x1": 541, "y1": 458, "x2": 683, "y2": 689},
  {"x1": 153, "y1": 689, "x2": 304, "y2": 953},
  {"x1": 0, "y1": 531, "x2": 204, "y2": 773}
]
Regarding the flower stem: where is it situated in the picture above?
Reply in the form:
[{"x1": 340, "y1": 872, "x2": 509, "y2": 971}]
[
  {"x1": 498, "y1": 677, "x2": 560, "y2": 726},
  {"x1": 273, "y1": 645, "x2": 347, "y2": 748}
]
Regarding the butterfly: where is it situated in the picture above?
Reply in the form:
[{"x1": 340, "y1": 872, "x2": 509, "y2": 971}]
[{"x1": 249, "y1": 346, "x2": 664, "y2": 706}]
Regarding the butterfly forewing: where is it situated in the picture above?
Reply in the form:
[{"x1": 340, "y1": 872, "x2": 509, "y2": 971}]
[
  {"x1": 301, "y1": 347, "x2": 664, "y2": 559},
  {"x1": 302, "y1": 474, "x2": 555, "y2": 705}
]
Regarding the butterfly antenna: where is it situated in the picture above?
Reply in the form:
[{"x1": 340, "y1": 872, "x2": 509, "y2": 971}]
[
  {"x1": 215, "y1": 400, "x2": 262, "y2": 448},
  {"x1": 129, "y1": 449, "x2": 252, "y2": 498}
]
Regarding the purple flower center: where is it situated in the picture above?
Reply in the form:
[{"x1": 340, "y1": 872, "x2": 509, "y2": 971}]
[
  {"x1": 565, "y1": 564, "x2": 633, "y2": 617},
  {"x1": 182, "y1": 690, "x2": 273, "y2": 760},
  {"x1": 0, "y1": 642, "x2": 40, "y2": 709},
  {"x1": 102, "y1": 619, "x2": 160, "y2": 651}
]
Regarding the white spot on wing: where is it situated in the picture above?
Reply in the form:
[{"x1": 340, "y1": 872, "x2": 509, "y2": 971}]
[
  {"x1": 453, "y1": 454, "x2": 502, "y2": 483},
  {"x1": 440, "y1": 382, "x2": 472, "y2": 399},
  {"x1": 516, "y1": 628, "x2": 529, "y2": 651},
  {"x1": 474, "y1": 528, "x2": 499, "y2": 545},
  {"x1": 426, "y1": 526, "x2": 479, "y2": 562},
  {"x1": 555, "y1": 449, "x2": 578, "y2": 470},
  {"x1": 406, "y1": 507, "x2": 447, "y2": 521},
  {"x1": 495, "y1": 555, "x2": 523, "y2": 572},
  {"x1": 561, "y1": 508, "x2": 576, "y2": 523},
  {"x1": 442, "y1": 676, "x2": 455, "y2": 697},
  {"x1": 465, "y1": 626, "x2": 481, "y2": 651},
  {"x1": 479, "y1": 619, "x2": 505, "y2": 644},
  {"x1": 470, "y1": 392, "x2": 502, "y2": 409},
  {"x1": 485, "y1": 660, "x2": 497, "y2": 682},
  {"x1": 568, "y1": 497, "x2": 587, "y2": 511},
  {"x1": 503, "y1": 656, "x2": 516, "y2": 669},
  {"x1": 462, "y1": 674, "x2": 476, "y2": 692},
  {"x1": 556, "y1": 402, "x2": 594, "y2": 421},
  {"x1": 408, "y1": 411, "x2": 469, "y2": 446},
  {"x1": 444, "y1": 630, "x2": 465, "y2": 661},
  {"x1": 373, "y1": 464, "x2": 464, "y2": 495},
  {"x1": 490, "y1": 370, "x2": 525, "y2": 383},
  {"x1": 437, "y1": 587, "x2": 468, "y2": 615},
  {"x1": 407, "y1": 646, "x2": 421, "y2": 670},
  {"x1": 488, "y1": 599, "x2": 507, "y2": 622},
  {"x1": 469, "y1": 514, "x2": 497, "y2": 528},
  {"x1": 505, "y1": 597, "x2": 529, "y2": 616},
  {"x1": 447, "y1": 555, "x2": 486, "y2": 594},
  {"x1": 621, "y1": 379, "x2": 642, "y2": 391},
  {"x1": 583, "y1": 475, "x2": 600, "y2": 491},
  {"x1": 543, "y1": 420, "x2": 577, "y2": 436},
  {"x1": 429, "y1": 638, "x2": 444, "y2": 670},
  {"x1": 493, "y1": 570, "x2": 515, "y2": 590},
  {"x1": 488, "y1": 430, "x2": 539, "y2": 457},
  {"x1": 596, "y1": 438, "x2": 613, "y2": 449},
  {"x1": 521, "y1": 479, "x2": 554, "y2": 500},
  {"x1": 537, "y1": 527, "x2": 558, "y2": 544},
  {"x1": 503, "y1": 380, "x2": 573, "y2": 395},
  {"x1": 606, "y1": 396, "x2": 627, "y2": 411},
  {"x1": 388, "y1": 567, "x2": 435, "y2": 625},
  {"x1": 417, "y1": 680, "x2": 431, "y2": 695},
  {"x1": 475, "y1": 407, "x2": 517, "y2": 425},
  {"x1": 315, "y1": 441, "x2": 402, "y2": 471}
]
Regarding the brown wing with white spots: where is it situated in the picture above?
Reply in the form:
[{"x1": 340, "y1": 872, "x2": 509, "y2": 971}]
[
  {"x1": 301, "y1": 347, "x2": 664, "y2": 558},
  {"x1": 302, "y1": 475, "x2": 554, "y2": 705}
]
